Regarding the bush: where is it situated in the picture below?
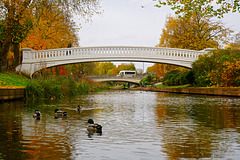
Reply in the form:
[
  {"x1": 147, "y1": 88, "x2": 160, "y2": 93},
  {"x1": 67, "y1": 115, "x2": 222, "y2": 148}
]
[
  {"x1": 192, "y1": 49, "x2": 240, "y2": 87},
  {"x1": 25, "y1": 76, "x2": 106, "y2": 100}
]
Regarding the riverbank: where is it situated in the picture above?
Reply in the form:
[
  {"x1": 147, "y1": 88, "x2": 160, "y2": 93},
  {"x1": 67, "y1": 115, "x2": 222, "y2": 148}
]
[
  {"x1": 128, "y1": 87, "x2": 240, "y2": 97},
  {"x1": 1, "y1": 86, "x2": 240, "y2": 101},
  {"x1": 0, "y1": 88, "x2": 25, "y2": 101}
]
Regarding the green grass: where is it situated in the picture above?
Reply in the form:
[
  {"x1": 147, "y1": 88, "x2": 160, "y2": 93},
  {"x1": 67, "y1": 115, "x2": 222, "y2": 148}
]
[
  {"x1": 0, "y1": 72, "x2": 30, "y2": 88},
  {"x1": 154, "y1": 84, "x2": 191, "y2": 88}
]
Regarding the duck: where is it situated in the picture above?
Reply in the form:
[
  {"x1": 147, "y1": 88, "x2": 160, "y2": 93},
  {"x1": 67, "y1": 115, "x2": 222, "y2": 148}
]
[
  {"x1": 77, "y1": 105, "x2": 82, "y2": 112},
  {"x1": 54, "y1": 109, "x2": 67, "y2": 118},
  {"x1": 87, "y1": 119, "x2": 102, "y2": 133},
  {"x1": 33, "y1": 110, "x2": 41, "y2": 118}
]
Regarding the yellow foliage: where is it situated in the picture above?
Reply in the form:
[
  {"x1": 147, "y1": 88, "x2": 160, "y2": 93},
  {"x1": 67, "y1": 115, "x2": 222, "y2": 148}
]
[
  {"x1": 157, "y1": 14, "x2": 232, "y2": 50},
  {"x1": 225, "y1": 43, "x2": 240, "y2": 50},
  {"x1": 208, "y1": 61, "x2": 240, "y2": 87},
  {"x1": 21, "y1": 2, "x2": 79, "y2": 50}
]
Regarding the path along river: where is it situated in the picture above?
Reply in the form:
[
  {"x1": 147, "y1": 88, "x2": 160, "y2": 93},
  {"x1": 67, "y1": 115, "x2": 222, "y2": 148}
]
[{"x1": 0, "y1": 90, "x2": 240, "y2": 160}]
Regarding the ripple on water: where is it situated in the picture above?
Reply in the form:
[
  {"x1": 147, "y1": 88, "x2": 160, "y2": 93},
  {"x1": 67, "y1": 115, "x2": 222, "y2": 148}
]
[{"x1": 1, "y1": 91, "x2": 240, "y2": 159}]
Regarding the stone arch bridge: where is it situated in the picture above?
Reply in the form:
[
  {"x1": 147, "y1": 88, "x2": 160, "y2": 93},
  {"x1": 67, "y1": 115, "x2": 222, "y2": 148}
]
[{"x1": 16, "y1": 46, "x2": 213, "y2": 78}]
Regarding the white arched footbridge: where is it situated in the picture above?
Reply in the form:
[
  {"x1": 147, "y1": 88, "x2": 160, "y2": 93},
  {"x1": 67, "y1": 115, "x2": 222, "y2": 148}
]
[
  {"x1": 16, "y1": 46, "x2": 213, "y2": 78},
  {"x1": 85, "y1": 75, "x2": 145, "y2": 85}
]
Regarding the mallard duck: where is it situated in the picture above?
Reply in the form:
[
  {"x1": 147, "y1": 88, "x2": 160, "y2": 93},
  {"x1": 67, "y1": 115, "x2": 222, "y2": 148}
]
[
  {"x1": 77, "y1": 105, "x2": 82, "y2": 112},
  {"x1": 54, "y1": 109, "x2": 67, "y2": 117},
  {"x1": 87, "y1": 119, "x2": 102, "y2": 133},
  {"x1": 33, "y1": 110, "x2": 41, "y2": 118}
]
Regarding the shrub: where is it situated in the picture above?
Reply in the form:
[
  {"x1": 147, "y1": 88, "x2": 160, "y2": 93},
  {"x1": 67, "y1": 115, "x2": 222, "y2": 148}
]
[
  {"x1": 192, "y1": 49, "x2": 240, "y2": 87},
  {"x1": 25, "y1": 76, "x2": 106, "y2": 100}
]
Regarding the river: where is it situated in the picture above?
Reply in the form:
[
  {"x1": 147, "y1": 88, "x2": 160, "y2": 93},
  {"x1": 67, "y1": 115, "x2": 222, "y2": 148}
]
[{"x1": 0, "y1": 90, "x2": 240, "y2": 160}]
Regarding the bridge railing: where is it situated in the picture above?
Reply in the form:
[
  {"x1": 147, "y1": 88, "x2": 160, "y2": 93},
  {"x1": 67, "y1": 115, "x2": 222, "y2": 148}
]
[
  {"x1": 83, "y1": 73, "x2": 158, "y2": 79},
  {"x1": 83, "y1": 74, "x2": 145, "y2": 80},
  {"x1": 22, "y1": 47, "x2": 212, "y2": 63}
]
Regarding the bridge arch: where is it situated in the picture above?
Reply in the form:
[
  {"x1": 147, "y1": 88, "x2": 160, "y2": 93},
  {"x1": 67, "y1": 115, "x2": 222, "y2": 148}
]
[{"x1": 16, "y1": 46, "x2": 213, "y2": 78}]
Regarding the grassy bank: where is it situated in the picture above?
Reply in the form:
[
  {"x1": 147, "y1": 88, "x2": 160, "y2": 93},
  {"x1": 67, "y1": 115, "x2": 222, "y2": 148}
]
[
  {"x1": 154, "y1": 83, "x2": 191, "y2": 88},
  {"x1": 0, "y1": 72, "x2": 107, "y2": 100},
  {"x1": 0, "y1": 72, "x2": 30, "y2": 88},
  {"x1": 25, "y1": 76, "x2": 107, "y2": 100}
]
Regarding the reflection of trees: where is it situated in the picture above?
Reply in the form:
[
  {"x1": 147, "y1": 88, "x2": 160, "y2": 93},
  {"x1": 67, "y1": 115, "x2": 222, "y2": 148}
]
[
  {"x1": 155, "y1": 94, "x2": 240, "y2": 159},
  {"x1": 23, "y1": 117, "x2": 72, "y2": 159},
  {"x1": 0, "y1": 100, "x2": 28, "y2": 159}
]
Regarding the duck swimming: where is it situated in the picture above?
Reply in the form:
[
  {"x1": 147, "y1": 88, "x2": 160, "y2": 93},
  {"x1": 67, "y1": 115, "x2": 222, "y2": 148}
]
[
  {"x1": 33, "y1": 110, "x2": 41, "y2": 118},
  {"x1": 77, "y1": 105, "x2": 82, "y2": 112},
  {"x1": 54, "y1": 109, "x2": 67, "y2": 118},
  {"x1": 87, "y1": 119, "x2": 102, "y2": 133}
]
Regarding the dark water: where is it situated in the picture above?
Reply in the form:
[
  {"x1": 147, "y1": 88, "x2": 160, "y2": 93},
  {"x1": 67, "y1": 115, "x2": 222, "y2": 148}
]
[{"x1": 0, "y1": 90, "x2": 240, "y2": 160}]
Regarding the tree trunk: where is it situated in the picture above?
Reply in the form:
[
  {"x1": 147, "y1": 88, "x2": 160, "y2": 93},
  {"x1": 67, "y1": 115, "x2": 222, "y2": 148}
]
[
  {"x1": 13, "y1": 42, "x2": 20, "y2": 67},
  {"x1": 0, "y1": 19, "x2": 13, "y2": 68},
  {"x1": 0, "y1": 36, "x2": 11, "y2": 67}
]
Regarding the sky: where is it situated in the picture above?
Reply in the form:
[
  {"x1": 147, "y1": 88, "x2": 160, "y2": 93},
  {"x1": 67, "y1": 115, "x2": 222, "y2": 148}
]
[{"x1": 77, "y1": 0, "x2": 240, "y2": 72}]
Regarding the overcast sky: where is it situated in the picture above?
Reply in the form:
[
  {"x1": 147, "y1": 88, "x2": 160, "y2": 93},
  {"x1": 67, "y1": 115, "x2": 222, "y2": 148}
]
[{"x1": 78, "y1": 0, "x2": 240, "y2": 71}]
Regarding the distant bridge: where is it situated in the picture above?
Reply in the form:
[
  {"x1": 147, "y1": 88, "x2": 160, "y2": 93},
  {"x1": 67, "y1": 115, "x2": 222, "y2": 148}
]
[
  {"x1": 16, "y1": 46, "x2": 213, "y2": 78},
  {"x1": 85, "y1": 75, "x2": 145, "y2": 84}
]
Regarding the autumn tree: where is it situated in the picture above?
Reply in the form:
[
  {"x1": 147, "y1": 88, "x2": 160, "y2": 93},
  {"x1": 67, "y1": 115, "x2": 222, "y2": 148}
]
[
  {"x1": 94, "y1": 62, "x2": 117, "y2": 75},
  {"x1": 154, "y1": 0, "x2": 240, "y2": 18},
  {"x1": 21, "y1": 1, "x2": 78, "y2": 50},
  {"x1": 157, "y1": 14, "x2": 232, "y2": 50},
  {"x1": 0, "y1": 0, "x2": 100, "y2": 68},
  {"x1": 146, "y1": 63, "x2": 178, "y2": 79},
  {"x1": 225, "y1": 32, "x2": 240, "y2": 50},
  {"x1": 65, "y1": 62, "x2": 98, "y2": 79},
  {"x1": 192, "y1": 49, "x2": 240, "y2": 87},
  {"x1": 111, "y1": 63, "x2": 136, "y2": 75},
  {"x1": 0, "y1": 0, "x2": 33, "y2": 67}
]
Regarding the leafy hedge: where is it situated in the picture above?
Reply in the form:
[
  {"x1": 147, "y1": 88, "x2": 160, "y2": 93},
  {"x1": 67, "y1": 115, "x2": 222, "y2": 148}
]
[
  {"x1": 163, "y1": 69, "x2": 194, "y2": 86},
  {"x1": 163, "y1": 49, "x2": 240, "y2": 87}
]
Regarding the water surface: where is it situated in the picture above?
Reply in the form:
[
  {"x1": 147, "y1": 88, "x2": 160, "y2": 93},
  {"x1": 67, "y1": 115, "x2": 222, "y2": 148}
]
[{"x1": 0, "y1": 90, "x2": 240, "y2": 159}]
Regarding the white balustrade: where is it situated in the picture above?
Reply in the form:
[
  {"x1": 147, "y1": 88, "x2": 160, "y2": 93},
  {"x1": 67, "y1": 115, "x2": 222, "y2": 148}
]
[
  {"x1": 19, "y1": 46, "x2": 212, "y2": 78},
  {"x1": 36, "y1": 46, "x2": 204, "y2": 61}
]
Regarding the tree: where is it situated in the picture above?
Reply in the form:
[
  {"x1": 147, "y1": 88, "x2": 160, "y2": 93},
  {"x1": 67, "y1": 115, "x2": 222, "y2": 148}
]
[
  {"x1": 21, "y1": 2, "x2": 78, "y2": 50},
  {"x1": 0, "y1": 0, "x2": 33, "y2": 67},
  {"x1": 156, "y1": 14, "x2": 232, "y2": 50},
  {"x1": 147, "y1": 63, "x2": 178, "y2": 79},
  {"x1": 94, "y1": 62, "x2": 116, "y2": 75},
  {"x1": 154, "y1": 0, "x2": 240, "y2": 18},
  {"x1": 111, "y1": 63, "x2": 136, "y2": 75},
  {"x1": 234, "y1": 32, "x2": 240, "y2": 43},
  {"x1": 192, "y1": 49, "x2": 240, "y2": 87},
  {"x1": 0, "y1": 0, "x2": 101, "y2": 68},
  {"x1": 65, "y1": 62, "x2": 98, "y2": 79}
]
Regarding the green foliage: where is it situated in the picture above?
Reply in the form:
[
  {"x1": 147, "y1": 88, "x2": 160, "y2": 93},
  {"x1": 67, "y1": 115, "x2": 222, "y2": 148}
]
[
  {"x1": 146, "y1": 75, "x2": 153, "y2": 83},
  {"x1": 192, "y1": 49, "x2": 240, "y2": 87},
  {"x1": 140, "y1": 75, "x2": 153, "y2": 85},
  {"x1": 25, "y1": 76, "x2": 106, "y2": 100},
  {"x1": 78, "y1": 82, "x2": 90, "y2": 94},
  {"x1": 155, "y1": 0, "x2": 240, "y2": 18},
  {"x1": 0, "y1": 20, "x2": 5, "y2": 47},
  {"x1": 163, "y1": 69, "x2": 193, "y2": 86}
]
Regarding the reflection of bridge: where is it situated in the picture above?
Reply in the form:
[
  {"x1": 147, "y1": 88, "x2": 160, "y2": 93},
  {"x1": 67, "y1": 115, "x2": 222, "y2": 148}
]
[
  {"x1": 16, "y1": 46, "x2": 213, "y2": 78},
  {"x1": 85, "y1": 75, "x2": 144, "y2": 84}
]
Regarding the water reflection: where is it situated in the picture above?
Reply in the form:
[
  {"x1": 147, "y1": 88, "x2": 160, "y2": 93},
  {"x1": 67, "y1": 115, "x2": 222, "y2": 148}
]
[
  {"x1": 155, "y1": 93, "x2": 240, "y2": 159},
  {"x1": 0, "y1": 91, "x2": 240, "y2": 159}
]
